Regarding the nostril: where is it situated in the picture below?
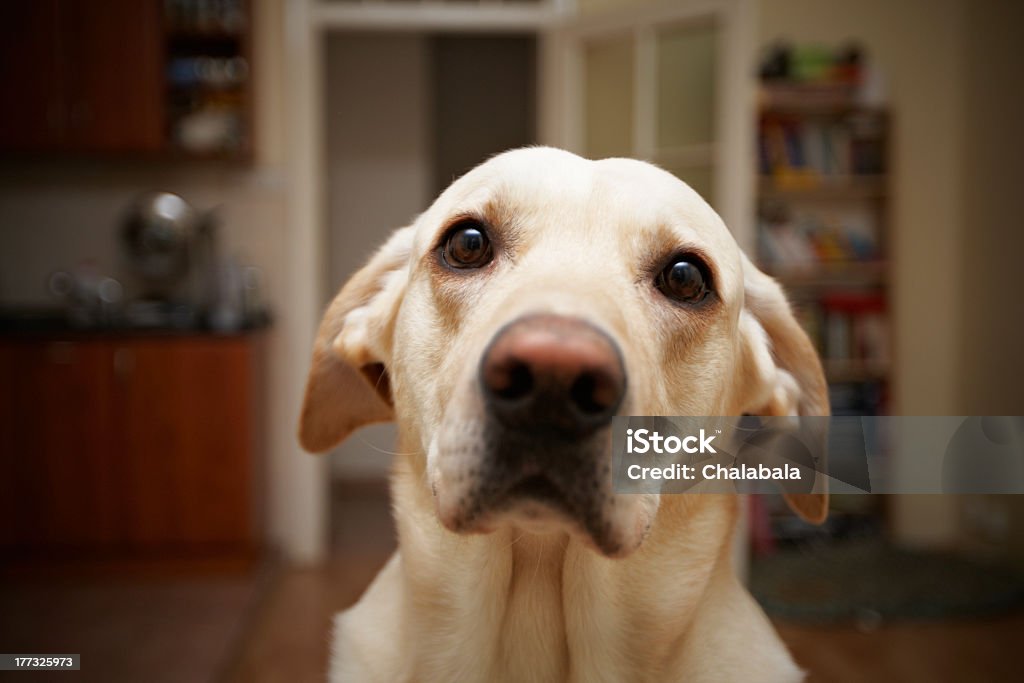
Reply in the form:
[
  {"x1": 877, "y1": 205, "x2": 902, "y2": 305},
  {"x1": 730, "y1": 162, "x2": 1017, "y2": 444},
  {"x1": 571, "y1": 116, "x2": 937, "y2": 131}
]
[
  {"x1": 570, "y1": 370, "x2": 617, "y2": 416},
  {"x1": 491, "y1": 360, "x2": 534, "y2": 401},
  {"x1": 570, "y1": 373, "x2": 599, "y2": 414}
]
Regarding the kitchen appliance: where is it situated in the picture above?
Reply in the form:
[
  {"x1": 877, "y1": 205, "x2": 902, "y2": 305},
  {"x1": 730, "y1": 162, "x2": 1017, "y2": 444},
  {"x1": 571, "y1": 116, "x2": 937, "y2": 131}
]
[
  {"x1": 121, "y1": 191, "x2": 199, "y2": 298},
  {"x1": 117, "y1": 191, "x2": 262, "y2": 331},
  {"x1": 119, "y1": 191, "x2": 220, "y2": 328}
]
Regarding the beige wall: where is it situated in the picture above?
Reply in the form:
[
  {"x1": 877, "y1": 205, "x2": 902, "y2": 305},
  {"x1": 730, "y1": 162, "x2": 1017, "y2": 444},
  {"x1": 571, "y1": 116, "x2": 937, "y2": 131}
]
[
  {"x1": 325, "y1": 33, "x2": 432, "y2": 294},
  {"x1": 957, "y1": 0, "x2": 1024, "y2": 416},
  {"x1": 431, "y1": 35, "x2": 537, "y2": 197},
  {"x1": 324, "y1": 33, "x2": 433, "y2": 480},
  {"x1": 322, "y1": 33, "x2": 537, "y2": 481},
  {"x1": 0, "y1": 167, "x2": 287, "y2": 306},
  {"x1": 955, "y1": 0, "x2": 1024, "y2": 567}
]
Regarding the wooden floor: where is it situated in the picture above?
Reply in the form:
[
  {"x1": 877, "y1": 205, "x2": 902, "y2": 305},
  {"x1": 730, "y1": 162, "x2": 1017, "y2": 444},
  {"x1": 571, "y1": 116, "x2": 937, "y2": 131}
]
[
  {"x1": 5, "y1": 482, "x2": 1020, "y2": 681},
  {"x1": 0, "y1": 567, "x2": 268, "y2": 683},
  {"x1": 777, "y1": 616, "x2": 1024, "y2": 682},
  {"x1": 226, "y1": 482, "x2": 1024, "y2": 682},
  {"x1": 231, "y1": 582, "x2": 1024, "y2": 682},
  {"x1": 224, "y1": 481, "x2": 397, "y2": 683}
]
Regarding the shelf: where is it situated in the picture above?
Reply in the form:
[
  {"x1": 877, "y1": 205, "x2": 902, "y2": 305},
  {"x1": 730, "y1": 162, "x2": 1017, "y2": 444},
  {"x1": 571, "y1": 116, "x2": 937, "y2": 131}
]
[
  {"x1": 756, "y1": 94, "x2": 892, "y2": 406},
  {"x1": 166, "y1": 30, "x2": 244, "y2": 43},
  {"x1": 758, "y1": 83, "x2": 884, "y2": 115},
  {"x1": 759, "y1": 175, "x2": 887, "y2": 200},
  {"x1": 766, "y1": 261, "x2": 887, "y2": 289},
  {"x1": 167, "y1": 82, "x2": 247, "y2": 93},
  {"x1": 823, "y1": 359, "x2": 889, "y2": 383}
]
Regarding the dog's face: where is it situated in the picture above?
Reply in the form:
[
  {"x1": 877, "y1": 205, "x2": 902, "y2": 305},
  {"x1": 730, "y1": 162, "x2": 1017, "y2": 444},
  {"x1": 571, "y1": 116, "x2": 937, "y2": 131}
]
[{"x1": 300, "y1": 148, "x2": 828, "y2": 558}]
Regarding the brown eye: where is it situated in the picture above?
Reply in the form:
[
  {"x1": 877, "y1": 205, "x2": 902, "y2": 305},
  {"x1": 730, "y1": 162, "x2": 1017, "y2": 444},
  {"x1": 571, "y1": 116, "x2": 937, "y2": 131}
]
[
  {"x1": 442, "y1": 222, "x2": 493, "y2": 269},
  {"x1": 657, "y1": 258, "x2": 709, "y2": 304}
]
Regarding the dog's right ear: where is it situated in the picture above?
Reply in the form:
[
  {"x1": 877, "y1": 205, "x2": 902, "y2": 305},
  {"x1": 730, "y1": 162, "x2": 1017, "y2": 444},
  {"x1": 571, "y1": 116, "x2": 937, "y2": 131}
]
[
  {"x1": 735, "y1": 252, "x2": 831, "y2": 524},
  {"x1": 298, "y1": 226, "x2": 414, "y2": 453}
]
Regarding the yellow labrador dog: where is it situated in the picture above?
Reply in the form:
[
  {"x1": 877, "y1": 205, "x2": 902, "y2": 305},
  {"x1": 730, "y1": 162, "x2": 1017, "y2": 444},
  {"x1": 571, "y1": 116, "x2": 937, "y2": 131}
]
[{"x1": 300, "y1": 147, "x2": 828, "y2": 682}]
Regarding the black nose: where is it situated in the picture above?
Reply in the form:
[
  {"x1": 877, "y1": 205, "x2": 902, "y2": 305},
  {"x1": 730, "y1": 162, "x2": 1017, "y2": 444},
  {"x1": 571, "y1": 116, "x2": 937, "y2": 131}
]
[{"x1": 479, "y1": 314, "x2": 626, "y2": 435}]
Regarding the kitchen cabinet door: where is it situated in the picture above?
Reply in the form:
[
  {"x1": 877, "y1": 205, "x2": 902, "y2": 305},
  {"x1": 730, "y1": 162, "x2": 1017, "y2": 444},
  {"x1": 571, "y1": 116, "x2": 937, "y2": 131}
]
[
  {"x1": 112, "y1": 338, "x2": 258, "y2": 548},
  {"x1": 0, "y1": 341, "x2": 120, "y2": 549},
  {"x1": 0, "y1": 0, "x2": 164, "y2": 155},
  {"x1": 0, "y1": 0, "x2": 66, "y2": 152},
  {"x1": 0, "y1": 334, "x2": 263, "y2": 562},
  {"x1": 62, "y1": 0, "x2": 165, "y2": 153}
]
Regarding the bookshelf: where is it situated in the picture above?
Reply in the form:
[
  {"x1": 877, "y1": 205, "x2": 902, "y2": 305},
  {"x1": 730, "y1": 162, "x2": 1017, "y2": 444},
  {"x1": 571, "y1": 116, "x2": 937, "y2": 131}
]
[{"x1": 755, "y1": 86, "x2": 891, "y2": 415}]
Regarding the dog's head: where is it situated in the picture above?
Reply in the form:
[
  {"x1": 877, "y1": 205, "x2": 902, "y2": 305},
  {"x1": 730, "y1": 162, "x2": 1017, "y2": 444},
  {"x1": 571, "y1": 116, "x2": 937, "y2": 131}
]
[{"x1": 300, "y1": 147, "x2": 828, "y2": 557}]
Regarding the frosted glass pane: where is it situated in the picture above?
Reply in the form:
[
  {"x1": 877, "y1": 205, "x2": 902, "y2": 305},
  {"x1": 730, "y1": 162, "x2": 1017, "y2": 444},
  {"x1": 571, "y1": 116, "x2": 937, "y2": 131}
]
[
  {"x1": 662, "y1": 163, "x2": 714, "y2": 205},
  {"x1": 584, "y1": 36, "x2": 634, "y2": 159},
  {"x1": 656, "y1": 23, "x2": 717, "y2": 149}
]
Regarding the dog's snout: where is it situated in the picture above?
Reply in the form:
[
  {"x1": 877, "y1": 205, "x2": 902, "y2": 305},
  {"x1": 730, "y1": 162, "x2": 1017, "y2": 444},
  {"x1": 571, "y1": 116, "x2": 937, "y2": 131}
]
[{"x1": 480, "y1": 315, "x2": 625, "y2": 434}]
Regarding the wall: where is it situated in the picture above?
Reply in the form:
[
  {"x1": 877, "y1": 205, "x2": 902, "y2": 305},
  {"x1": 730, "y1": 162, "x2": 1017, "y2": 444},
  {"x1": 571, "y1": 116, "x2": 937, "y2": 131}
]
[
  {"x1": 956, "y1": 0, "x2": 1024, "y2": 416},
  {"x1": 955, "y1": 0, "x2": 1024, "y2": 567},
  {"x1": 325, "y1": 33, "x2": 433, "y2": 293},
  {"x1": 324, "y1": 33, "x2": 433, "y2": 479},
  {"x1": 0, "y1": 167, "x2": 287, "y2": 306},
  {"x1": 431, "y1": 34, "x2": 537, "y2": 197},
  {"x1": 323, "y1": 33, "x2": 538, "y2": 481}
]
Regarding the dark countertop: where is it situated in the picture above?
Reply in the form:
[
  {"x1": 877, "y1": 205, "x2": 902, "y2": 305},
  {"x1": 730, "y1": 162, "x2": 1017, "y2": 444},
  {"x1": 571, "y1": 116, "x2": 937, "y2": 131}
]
[{"x1": 0, "y1": 307, "x2": 272, "y2": 339}]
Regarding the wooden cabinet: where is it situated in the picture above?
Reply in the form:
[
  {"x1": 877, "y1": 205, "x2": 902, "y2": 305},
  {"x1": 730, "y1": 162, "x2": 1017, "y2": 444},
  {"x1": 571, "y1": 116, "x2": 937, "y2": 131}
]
[
  {"x1": 61, "y1": 0, "x2": 165, "y2": 153},
  {"x1": 0, "y1": 334, "x2": 263, "y2": 562},
  {"x1": 114, "y1": 338, "x2": 260, "y2": 547},
  {"x1": 0, "y1": 340, "x2": 118, "y2": 547},
  {"x1": 0, "y1": 1, "x2": 65, "y2": 152},
  {"x1": 0, "y1": 0, "x2": 164, "y2": 154},
  {"x1": 0, "y1": 0, "x2": 253, "y2": 158}
]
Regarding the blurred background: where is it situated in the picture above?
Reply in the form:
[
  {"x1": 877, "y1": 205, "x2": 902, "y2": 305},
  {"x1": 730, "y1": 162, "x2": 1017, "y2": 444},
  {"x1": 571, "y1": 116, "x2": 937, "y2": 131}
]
[{"x1": 0, "y1": 0, "x2": 1022, "y2": 681}]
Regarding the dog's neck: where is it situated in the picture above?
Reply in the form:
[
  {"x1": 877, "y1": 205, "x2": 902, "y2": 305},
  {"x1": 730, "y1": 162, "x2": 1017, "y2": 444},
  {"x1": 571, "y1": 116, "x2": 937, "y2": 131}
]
[{"x1": 389, "y1": 448, "x2": 741, "y2": 681}]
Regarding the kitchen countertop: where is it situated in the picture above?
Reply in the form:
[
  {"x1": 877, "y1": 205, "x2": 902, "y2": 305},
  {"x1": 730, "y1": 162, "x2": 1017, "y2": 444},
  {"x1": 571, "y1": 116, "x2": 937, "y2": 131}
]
[{"x1": 0, "y1": 308, "x2": 271, "y2": 338}]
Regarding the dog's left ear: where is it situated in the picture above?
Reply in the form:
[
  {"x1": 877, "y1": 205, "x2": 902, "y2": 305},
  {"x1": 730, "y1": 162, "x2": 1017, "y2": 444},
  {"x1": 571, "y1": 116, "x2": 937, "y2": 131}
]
[
  {"x1": 298, "y1": 226, "x2": 414, "y2": 453},
  {"x1": 734, "y1": 253, "x2": 830, "y2": 524}
]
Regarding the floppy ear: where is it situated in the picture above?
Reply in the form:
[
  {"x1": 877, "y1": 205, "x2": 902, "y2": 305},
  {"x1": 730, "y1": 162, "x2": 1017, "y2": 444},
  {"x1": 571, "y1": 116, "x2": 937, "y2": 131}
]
[
  {"x1": 734, "y1": 253, "x2": 830, "y2": 524},
  {"x1": 298, "y1": 226, "x2": 414, "y2": 453}
]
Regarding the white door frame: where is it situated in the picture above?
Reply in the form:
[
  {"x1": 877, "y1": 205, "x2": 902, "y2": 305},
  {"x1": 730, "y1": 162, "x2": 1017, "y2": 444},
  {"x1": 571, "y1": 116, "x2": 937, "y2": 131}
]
[{"x1": 275, "y1": 0, "x2": 328, "y2": 565}]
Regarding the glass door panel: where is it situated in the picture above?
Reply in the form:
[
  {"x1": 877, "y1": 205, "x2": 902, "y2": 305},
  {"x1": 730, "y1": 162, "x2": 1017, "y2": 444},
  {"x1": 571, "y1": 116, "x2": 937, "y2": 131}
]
[
  {"x1": 655, "y1": 22, "x2": 717, "y2": 150},
  {"x1": 584, "y1": 35, "x2": 634, "y2": 159}
]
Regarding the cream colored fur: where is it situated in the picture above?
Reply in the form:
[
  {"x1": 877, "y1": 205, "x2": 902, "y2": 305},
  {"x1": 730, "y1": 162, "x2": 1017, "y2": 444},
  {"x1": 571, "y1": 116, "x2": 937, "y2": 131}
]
[{"x1": 299, "y1": 148, "x2": 829, "y2": 682}]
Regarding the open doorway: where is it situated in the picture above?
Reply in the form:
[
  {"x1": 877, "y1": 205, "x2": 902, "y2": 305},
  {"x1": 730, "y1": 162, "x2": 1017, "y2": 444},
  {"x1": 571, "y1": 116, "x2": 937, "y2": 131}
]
[{"x1": 323, "y1": 31, "x2": 537, "y2": 562}]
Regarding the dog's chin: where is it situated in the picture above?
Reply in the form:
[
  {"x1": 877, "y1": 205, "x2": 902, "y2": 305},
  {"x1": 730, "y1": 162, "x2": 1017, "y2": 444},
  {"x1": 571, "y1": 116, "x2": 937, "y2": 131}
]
[
  {"x1": 436, "y1": 480, "x2": 649, "y2": 559},
  {"x1": 431, "y1": 420, "x2": 653, "y2": 558}
]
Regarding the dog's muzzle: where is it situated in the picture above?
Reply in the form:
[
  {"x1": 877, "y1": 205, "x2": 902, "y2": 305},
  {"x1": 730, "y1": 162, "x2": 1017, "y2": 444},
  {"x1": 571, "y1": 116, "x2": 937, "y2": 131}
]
[{"x1": 442, "y1": 314, "x2": 629, "y2": 552}]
